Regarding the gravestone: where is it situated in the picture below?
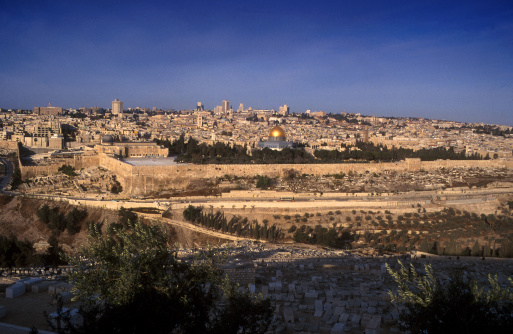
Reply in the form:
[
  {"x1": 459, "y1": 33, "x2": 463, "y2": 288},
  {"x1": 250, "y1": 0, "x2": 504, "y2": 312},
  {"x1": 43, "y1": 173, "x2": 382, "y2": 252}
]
[{"x1": 6, "y1": 283, "x2": 26, "y2": 298}]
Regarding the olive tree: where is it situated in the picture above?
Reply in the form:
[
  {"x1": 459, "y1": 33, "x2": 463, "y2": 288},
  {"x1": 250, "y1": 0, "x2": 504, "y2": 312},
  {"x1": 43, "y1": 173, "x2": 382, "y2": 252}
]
[
  {"x1": 386, "y1": 260, "x2": 513, "y2": 333},
  {"x1": 56, "y1": 220, "x2": 274, "y2": 334}
]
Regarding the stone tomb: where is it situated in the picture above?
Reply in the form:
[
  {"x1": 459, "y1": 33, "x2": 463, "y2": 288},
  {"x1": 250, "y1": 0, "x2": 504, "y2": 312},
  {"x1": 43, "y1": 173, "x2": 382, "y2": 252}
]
[{"x1": 6, "y1": 283, "x2": 26, "y2": 299}]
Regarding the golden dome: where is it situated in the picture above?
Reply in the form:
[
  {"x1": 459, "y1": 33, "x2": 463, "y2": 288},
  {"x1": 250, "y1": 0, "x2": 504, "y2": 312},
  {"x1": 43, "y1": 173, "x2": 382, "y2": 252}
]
[{"x1": 269, "y1": 126, "x2": 286, "y2": 138}]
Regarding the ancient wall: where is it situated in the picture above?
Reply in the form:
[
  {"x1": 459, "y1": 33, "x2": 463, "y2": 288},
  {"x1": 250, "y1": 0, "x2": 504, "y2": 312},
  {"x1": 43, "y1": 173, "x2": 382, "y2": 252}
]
[
  {"x1": 102, "y1": 157, "x2": 512, "y2": 196},
  {"x1": 0, "y1": 140, "x2": 20, "y2": 150},
  {"x1": 16, "y1": 147, "x2": 513, "y2": 196},
  {"x1": 20, "y1": 155, "x2": 100, "y2": 179},
  {"x1": 98, "y1": 154, "x2": 135, "y2": 192},
  {"x1": 21, "y1": 164, "x2": 61, "y2": 179}
]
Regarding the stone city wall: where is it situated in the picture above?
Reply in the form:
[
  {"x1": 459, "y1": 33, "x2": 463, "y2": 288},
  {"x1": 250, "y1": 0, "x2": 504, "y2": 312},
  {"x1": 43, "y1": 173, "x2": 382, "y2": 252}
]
[
  {"x1": 0, "y1": 140, "x2": 20, "y2": 150},
  {"x1": 104, "y1": 158, "x2": 512, "y2": 196},
  {"x1": 98, "y1": 154, "x2": 134, "y2": 191},
  {"x1": 15, "y1": 147, "x2": 513, "y2": 196},
  {"x1": 20, "y1": 155, "x2": 100, "y2": 179}
]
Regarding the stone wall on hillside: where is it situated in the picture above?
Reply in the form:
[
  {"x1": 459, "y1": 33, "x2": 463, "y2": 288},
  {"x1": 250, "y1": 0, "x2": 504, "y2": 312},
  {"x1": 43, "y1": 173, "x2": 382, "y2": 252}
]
[
  {"x1": 14, "y1": 144, "x2": 513, "y2": 196},
  {"x1": 0, "y1": 140, "x2": 20, "y2": 150},
  {"x1": 103, "y1": 157, "x2": 512, "y2": 196},
  {"x1": 20, "y1": 155, "x2": 100, "y2": 179}
]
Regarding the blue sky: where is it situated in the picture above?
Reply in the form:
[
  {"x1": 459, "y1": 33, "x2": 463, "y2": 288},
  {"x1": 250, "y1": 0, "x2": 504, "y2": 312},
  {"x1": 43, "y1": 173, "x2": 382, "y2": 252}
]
[{"x1": 1, "y1": 0, "x2": 512, "y2": 125}]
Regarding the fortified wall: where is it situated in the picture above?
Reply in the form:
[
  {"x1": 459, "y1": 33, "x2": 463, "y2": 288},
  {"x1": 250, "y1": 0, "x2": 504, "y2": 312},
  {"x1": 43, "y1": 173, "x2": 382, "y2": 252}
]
[
  {"x1": 98, "y1": 156, "x2": 513, "y2": 196},
  {"x1": 13, "y1": 135, "x2": 512, "y2": 196},
  {"x1": 0, "y1": 141, "x2": 20, "y2": 150},
  {"x1": 19, "y1": 155, "x2": 100, "y2": 179}
]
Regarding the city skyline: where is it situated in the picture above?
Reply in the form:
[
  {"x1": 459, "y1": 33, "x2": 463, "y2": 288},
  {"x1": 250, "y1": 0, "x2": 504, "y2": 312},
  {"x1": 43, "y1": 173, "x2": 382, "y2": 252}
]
[{"x1": 1, "y1": 0, "x2": 512, "y2": 125}]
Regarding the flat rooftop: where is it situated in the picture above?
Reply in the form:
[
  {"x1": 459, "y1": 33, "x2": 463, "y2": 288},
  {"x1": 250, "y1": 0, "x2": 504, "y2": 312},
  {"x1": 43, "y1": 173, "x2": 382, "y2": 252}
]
[{"x1": 122, "y1": 157, "x2": 181, "y2": 166}]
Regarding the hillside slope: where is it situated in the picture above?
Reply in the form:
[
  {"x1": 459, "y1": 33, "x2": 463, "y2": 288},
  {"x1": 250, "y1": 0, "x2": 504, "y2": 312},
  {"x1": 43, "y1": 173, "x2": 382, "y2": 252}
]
[{"x1": 0, "y1": 195, "x2": 227, "y2": 254}]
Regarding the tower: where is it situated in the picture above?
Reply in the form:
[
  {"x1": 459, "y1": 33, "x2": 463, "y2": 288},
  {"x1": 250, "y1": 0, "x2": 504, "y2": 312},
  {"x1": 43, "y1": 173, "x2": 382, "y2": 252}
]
[
  {"x1": 279, "y1": 104, "x2": 289, "y2": 116},
  {"x1": 222, "y1": 100, "x2": 230, "y2": 114},
  {"x1": 112, "y1": 99, "x2": 123, "y2": 116}
]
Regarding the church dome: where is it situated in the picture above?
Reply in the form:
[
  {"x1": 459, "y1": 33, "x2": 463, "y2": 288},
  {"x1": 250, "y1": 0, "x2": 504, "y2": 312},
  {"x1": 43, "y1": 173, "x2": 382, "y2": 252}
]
[{"x1": 268, "y1": 126, "x2": 286, "y2": 138}]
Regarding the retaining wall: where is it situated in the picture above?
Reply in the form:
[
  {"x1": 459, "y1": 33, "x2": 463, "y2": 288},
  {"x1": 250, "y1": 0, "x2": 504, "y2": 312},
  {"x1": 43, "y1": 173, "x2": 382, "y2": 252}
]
[
  {"x1": 16, "y1": 148, "x2": 513, "y2": 196},
  {"x1": 111, "y1": 158, "x2": 512, "y2": 196},
  {"x1": 20, "y1": 155, "x2": 100, "y2": 179}
]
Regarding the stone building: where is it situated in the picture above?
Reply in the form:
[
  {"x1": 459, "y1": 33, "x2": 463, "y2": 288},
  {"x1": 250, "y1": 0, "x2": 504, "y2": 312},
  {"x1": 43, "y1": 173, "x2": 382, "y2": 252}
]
[
  {"x1": 34, "y1": 103, "x2": 63, "y2": 116},
  {"x1": 95, "y1": 135, "x2": 168, "y2": 157}
]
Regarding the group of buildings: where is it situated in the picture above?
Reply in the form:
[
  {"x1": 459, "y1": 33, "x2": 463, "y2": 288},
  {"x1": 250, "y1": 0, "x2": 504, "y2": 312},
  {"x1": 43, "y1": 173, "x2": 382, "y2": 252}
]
[{"x1": 0, "y1": 99, "x2": 510, "y2": 160}]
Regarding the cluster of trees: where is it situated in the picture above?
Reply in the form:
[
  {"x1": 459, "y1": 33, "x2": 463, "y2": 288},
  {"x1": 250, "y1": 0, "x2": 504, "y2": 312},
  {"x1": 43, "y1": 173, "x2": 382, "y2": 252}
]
[
  {"x1": 85, "y1": 207, "x2": 139, "y2": 236},
  {"x1": 387, "y1": 260, "x2": 513, "y2": 333},
  {"x1": 157, "y1": 135, "x2": 483, "y2": 165},
  {"x1": 472, "y1": 124, "x2": 513, "y2": 137},
  {"x1": 50, "y1": 220, "x2": 275, "y2": 334},
  {"x1": 0, "y1": 234, "x2": 37, "y2": 267},
  {"x1": 1, "y1": 206, "x2": 143, "y2": 270},
  {"x1": 314, "y1": 141, "x2": 482, "y2": 162},
  {"x1": 0, "y1": 233, "x2": 66, "y2": 268},
  {"x1": 326, "y1": 112, "x2": 371, "y2": 125},
  {"x1": 292, "y1": 224, "x2": 354, "y2": 249},
  {"x1": 116, "y1": 207, "x2": 138, "y2": 228},
  {"x1": 110, "y1": 176, "x2": 122, "y2": 194},
  {"x1": 155, "y1": 135, "x2": 315, "y2": 164},
  {"x1": 155, "y1": 135, "x2": 250, "y2": 163},
  {"x1": 183, "y1": 206, "x2": 283, "y2": 241},
  {"x1": 255, "y1": 175, "x2": 273, "y2": 189},
  {"x1": 327, "y1": 207, "x2": 513, "y2": 257},
  {"x1": 37, "y1": 204, "x2": 88, "y2": 235},
  {"x1": 285, "y1": 208, "x2": 513, "y2": 257}
]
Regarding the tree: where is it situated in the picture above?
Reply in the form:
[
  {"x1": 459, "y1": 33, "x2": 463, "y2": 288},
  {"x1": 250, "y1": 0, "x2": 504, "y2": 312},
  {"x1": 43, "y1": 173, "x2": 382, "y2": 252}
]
[
  {"x1": 0, "y1": 234, "x2": 38, "y2": 267},
  {"x1": 110, "y1": 178, "x2": 122, "y2": 194},
  {"x1": 58, "y1": 164, "x2": 78, "y2": 177},
  {"x1": 117, "y1": 207, "x2": 138, "y2": 229},
  {"x1": 256, "y1": 175, "x2": 272, "y2": 189},
  {"x1": 61, "y1": 220, "x2": 274, "y2": 334},
  {"x1": 386, "y1": 260, "x2": 513, "y2": 333},
  {"x1": 471, "y1": 240, "x2": 481, "y2": 257},
  {"x1": 65, "y1": 208, "x2": 88, "y2": 235},
  {"x1": 37, "y1": 204, "x2": 52, "y2": 224},
  {"x1": 44, "y1": 234, "x2": 66, "y2": 267},
  {"x1": 10, "y1": 157, "x2": 23, "y2": 190}
]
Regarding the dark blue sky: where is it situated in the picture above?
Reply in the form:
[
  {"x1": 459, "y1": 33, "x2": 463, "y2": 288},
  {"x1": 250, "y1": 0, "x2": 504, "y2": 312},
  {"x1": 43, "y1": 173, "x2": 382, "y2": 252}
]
[{"x1": 1, "y1": 0, "x2": 512, "y2": 125}]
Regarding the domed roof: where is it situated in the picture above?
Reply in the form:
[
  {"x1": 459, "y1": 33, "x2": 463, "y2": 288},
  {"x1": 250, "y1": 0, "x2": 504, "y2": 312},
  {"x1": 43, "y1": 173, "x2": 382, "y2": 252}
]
[{"x1": 269, "y1": 126, "x2": 286, "y2": 138}]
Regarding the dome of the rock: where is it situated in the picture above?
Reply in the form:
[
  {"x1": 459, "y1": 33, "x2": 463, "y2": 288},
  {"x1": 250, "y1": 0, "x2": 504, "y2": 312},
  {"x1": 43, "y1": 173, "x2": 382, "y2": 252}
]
[
  {"x1": 268, "y1": 126, "x2": 286, "y2": 138},
  {"x1": 257, "y1": 125, "x2": 295, "y2": 150}
]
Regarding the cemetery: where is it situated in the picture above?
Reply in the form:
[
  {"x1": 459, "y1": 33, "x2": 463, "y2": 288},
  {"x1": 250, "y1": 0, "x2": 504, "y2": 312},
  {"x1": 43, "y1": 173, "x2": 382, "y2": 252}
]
[{"x1": 2, "y1": 241, "x2": 512, "y2": 333}]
